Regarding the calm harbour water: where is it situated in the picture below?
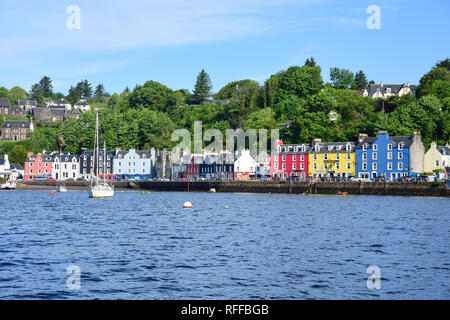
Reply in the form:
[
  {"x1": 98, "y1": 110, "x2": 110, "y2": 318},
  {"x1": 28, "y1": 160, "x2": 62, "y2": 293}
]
[{"x1": 0, "y1": 190, "x2": 449, "y2": 299}]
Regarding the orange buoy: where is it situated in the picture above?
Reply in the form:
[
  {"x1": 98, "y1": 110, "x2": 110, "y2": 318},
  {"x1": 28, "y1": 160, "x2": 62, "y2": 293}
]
[
  {"x1": 183, "y1": 201, "x2": 192, "y2": 208},
  {"x1": 50, "y1": 192, "x2": 55, "y2": 196}
]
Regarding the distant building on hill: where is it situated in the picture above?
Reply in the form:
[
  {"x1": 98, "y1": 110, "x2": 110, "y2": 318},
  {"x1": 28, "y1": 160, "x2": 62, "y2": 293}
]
[
  {"x1": 362, "y1": 82, "x2": 416, "y2": 98},
  {"x1": 1, "y1": 120, "x2": 34, "y2": 141}
]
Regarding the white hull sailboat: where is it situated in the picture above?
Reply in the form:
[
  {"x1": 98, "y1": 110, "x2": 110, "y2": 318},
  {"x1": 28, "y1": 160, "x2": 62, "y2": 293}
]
[
  {"x1": 88, "y1": 112, "x2": 114, "y2": 198},
  {"x1": 57, "y1": 183, "x2": 67, "y2": 192}
]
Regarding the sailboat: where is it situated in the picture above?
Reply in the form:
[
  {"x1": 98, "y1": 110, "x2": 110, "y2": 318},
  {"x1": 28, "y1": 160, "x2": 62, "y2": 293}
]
[
  {"x1": 56, "y1": 149, "x2": 67, "y2": 192},
  {"x1": 88, "y1": 112, "x2": 114, "y2": 198}
]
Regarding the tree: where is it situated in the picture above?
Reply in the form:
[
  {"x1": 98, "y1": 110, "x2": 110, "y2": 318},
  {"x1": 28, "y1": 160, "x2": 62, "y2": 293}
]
[
  {"x1": 94, "y1": 84, "x2": 106, "y2": 100},
  {"x1": 192, "y1": 69, "x2": 212, "y2": 104},
  {"x1": 330, "y1": 67, "x2": 354, "y2": 89},
  {"x1": 39, "y1": 76, "x2": 53, "y2": 97},
  {"x1": 81, "y1": 79, "x2": 92, "y2": 98},
  {"x1": 276, "y1": 65, "x2": 323, "y2": 102},
  {"x1": 304, "y1": 56, "x2": 317, "y2": 67},
  {"x1": 417, "y1": 66, "x2": 450, "y2": 97},
  {"x1": 434, "y1": 58, "x2": 450, "y2": 71},
  {"x1": 129, "y1": 81, "x2": 172, "y2": 111},
  {"x1": 9, "y1": 145, "x2": 27, "y2": 165},
  {"x1": 29, "y1": 83, "x2": 45, "y2": 107},
  {"x1": 0, "y1": 87, "x2": 9, "y2": 98},
  {"x1": 8, "y1": 86, "x2": 28, "y2": 103},
  {"x1": 353, "y1": 70, "x2": 368, "y2": 90}
]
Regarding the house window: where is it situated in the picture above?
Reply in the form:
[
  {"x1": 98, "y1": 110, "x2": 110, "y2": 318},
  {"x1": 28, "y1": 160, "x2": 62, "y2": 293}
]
[
  {"x1": 435, "y1": 160, "x2": 439, "y2": 166},
  {"x1": 324, "y1": 154, "x2": 328, "y2": 160},
  {"x1": 362, "y1": 163, "x2": 367, "y2": 170},
  {"x1": 282, "y1": 163, "x2": 286, "y2": 170},
  {"x1": 388, "y1": 144, "x2": 392, "y2": 150},
  {"x1": 372, "y1": 163, "x2": 377, "y2": 170},
  {"x1": 387, "y1": 162, "x2": 392, "y2": 170},
  {"x1": 398, "y1": 143, "x2": 403, "y2": 150},
  {"x1": 346, "y1": 153, "x2": 351, "y2": 160},
  {"x1": 398, "y1": 152, "x2": 403, "y2": 159},
  {"x1": 336, "y1": 162, "x2": 340, "y2": 170},
  {"x1": 362, "y1": 144, "x2": 367, "y2": 151},
  {"x1": 398, "y1": 162, "x2": 403, "y2": 170},
  {"x1": 301, "y1": 155, "x2": 304, "y2": 161},
  {"x1": 324, "y1": 163, "x2": 328, "y2": 170},
  {"x1": 363, "y1": 153, "x2": 367, "y2": 160},
  {"x1": 373, "y1": 144, "x2": 377, "y2": 151},
  {"x1": 336, "y1": 153, "x2": 340, "y2": 160},
  {"x1": 292, "y1": 163, "x2": 296, "y2": 170},
  {"x1": 346, "y1": 144, "x2": 351, "y2": 151},
  {"x1": 347, "y1": 162, "x2": 351, "y2": 170},
  {"x1": 313, "y1": 154, "x2": 317, "y2": 160},
  {"x1": 274, "y1": 163, "x2": 278, "y2": 169},
  {"x1": 313, "y1": 163, "x2": 317, "y2": 170},
  {"x1": 372, "y1": 152, "x2": 377, "y2": 160},
  {"x1": 282, "y1": 155, "x2": 286, "y2": 161},
  {"x1": 388, "y1": 152, "x2": 392, "y2": 160},
  {"x1": 300, "y1": 163, "x2": 304, "y2": 170},
  {"x1": 293, "y1": 155, "x2": 296, "y2": 161}
]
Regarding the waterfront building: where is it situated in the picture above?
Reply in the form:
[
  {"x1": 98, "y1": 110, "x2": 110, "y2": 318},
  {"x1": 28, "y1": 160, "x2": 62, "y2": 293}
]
[
  {"x1": 215, "y1": 151, "x2": 234, "y2": 180},
  {"x1": 155, "y1": 150, "x2": 171, "y2": 179},
  {"x1": 0, "y1": 155, "x2": 10, "y2": 178},
  {"x1": 234, "y1": 150, "x2": 257, "y2": 180},
  {"x1": 271, "y1": 140, "x2": 311, "y2": 180},
  {"x1": 200, "y1": 153, "x2": 219, "y2": 180},
  {"x1": 113, "y1": 149, "x2": 155, "y2": 181},
  {"x1": 308, "y1": 139, "x2": 355, "y2": 179},
  {"x1": 424, "y1": 142, "x2": 450, "y2": 173},
  {"x1": 24, "y1": 151, "x2": 54, "y2": 181},
  {"x1": 79, "y1": 150, "x2": 115, "y2": 180},
  {"x1": 355, "y1": 131, "x2": 424, "y2": 180},
  {"x1": 186, "y1": 154, "x2": 203, "y2": 180},
  {"x1": 52, "y1": 152, "x2": 80, "y2": 180},
  {"x1": 1, "y1": 120, "x2": 34, "y2": 141}
]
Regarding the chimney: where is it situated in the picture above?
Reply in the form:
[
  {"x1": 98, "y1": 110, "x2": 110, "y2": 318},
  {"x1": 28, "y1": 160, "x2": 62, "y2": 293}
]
[
  {"x1": 378, "y1": 130, "x2": 388, "y2": 134},
  {"x1": 380, "y1": 81, "x2": 384, "y2": 87},
  {"x1": 413, "y1": 131, "x2": 422, "y2": 142},
  {"x1": 312, "y1": 138, "x2": 322, "y2": 145},
  {"x1": 430, "y1": 141, "x2": 437, "y2": 149},
  {"x1": 358, "y1": 133, "x2": 368, "y2": 142},
  {"x1": 27, "y1": 152, "x2": 34, "y2": 158}
]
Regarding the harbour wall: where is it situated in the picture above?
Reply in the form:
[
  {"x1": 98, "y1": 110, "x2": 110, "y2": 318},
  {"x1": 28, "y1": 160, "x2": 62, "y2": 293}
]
[{"x1": 15, "y1": 180, "x2": 450, "y2": 197}]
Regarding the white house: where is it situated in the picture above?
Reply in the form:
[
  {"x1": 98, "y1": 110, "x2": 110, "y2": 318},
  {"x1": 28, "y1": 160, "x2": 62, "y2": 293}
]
[
  {"x1": 363, "y1": 82, "x2": 416, "y2": 99},
  {"x1": 424, "y1": 142, "x2": 450, "y2": 173},
  {"x1": 0, "y1": 154, "x2": 11, "y2": 178},
  {"x1": 74, "y1": 98, "x2": 91, "y2": 112},
  {"x1": 52, "y1": 152, "x2": 80, "y2": 180},
  {"x1": 234, "y1": 150, "x2": 257, "y2": 180}
]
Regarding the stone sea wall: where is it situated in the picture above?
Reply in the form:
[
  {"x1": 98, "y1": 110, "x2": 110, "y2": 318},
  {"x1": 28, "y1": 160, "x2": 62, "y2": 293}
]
[{"x1": 15, "y1": 180, "x2": 450, "y2": 197}]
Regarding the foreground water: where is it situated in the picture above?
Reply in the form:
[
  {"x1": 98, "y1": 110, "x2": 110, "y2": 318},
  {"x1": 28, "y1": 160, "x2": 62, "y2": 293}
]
[{"x1": 0, "y1": 191, "x2": 448, "y2": 299}]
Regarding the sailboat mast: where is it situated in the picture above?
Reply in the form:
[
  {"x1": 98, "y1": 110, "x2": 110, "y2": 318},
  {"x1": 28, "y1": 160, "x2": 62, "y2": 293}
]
[
  {"x1": 103, "y1": 141, "x2": 106, "y2": 182},
  {"x1": 96, "y1": 112, "x2": 99, "y2": 181}
]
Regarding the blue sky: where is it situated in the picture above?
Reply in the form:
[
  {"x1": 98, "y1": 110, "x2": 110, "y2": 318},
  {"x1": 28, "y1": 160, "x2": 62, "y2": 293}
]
[{"x1": 0, "y1": 0, "x2": 449, "y2": 95}]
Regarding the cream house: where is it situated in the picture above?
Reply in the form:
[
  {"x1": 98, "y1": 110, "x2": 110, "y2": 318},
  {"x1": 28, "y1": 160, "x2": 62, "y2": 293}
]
[{"x1": 424, "y1": 142, "x2": 450, "y2": 173}]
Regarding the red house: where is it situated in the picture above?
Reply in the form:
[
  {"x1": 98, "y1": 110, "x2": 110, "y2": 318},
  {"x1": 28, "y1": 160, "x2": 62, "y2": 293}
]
[
  {"x1": 24, "y1": 152, "x2": 54, "y2": 181},
  {"x1": 270, "y1": 140, "x2": 311, "y2": 180},
  {"x1": 185, "y1": 154, "x2": 203, "y2": 180}
]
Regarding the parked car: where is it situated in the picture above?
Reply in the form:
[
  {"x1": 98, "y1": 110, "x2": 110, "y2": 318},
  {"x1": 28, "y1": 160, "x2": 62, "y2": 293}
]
[{"x1": 350, "y1": 177, "x2": 372, "y2": 182}]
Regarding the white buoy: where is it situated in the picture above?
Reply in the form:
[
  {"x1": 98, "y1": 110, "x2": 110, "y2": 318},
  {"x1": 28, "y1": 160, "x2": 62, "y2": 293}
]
[
  {"x1": 183, "y1": 201, "x2": 192, "y2": 208},
  {"x1": 225, "y1": 205, "x2": 229, "y2": 209},
  {"x1": 209, "y1": 188, "x2": 216, "y2": 193}
]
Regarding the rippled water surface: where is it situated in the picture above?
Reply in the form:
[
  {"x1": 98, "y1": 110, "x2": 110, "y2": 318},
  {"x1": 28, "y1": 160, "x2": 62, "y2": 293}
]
[{"x1": 0, "y1": 191, "x2": 449, "y2": 299}]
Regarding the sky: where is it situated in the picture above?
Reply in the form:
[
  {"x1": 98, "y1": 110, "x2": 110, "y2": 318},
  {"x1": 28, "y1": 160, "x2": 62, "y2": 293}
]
[{"x1": 0, "y1": 0, "x2": 449, "y2": 95}]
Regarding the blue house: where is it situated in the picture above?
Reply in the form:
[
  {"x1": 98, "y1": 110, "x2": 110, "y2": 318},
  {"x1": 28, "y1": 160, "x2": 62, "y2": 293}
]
[
  {"x1": 355, "y1": 131, "x2": 424, "y2": 181},
  {"x1": 113, "y1": 149, "x2": 155, "y2": 181}
]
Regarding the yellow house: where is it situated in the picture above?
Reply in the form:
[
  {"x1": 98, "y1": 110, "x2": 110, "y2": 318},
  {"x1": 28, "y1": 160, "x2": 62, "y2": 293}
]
[
  {"x1": 308, "y1": 139, "x2": 356, "y2": 178},
  {"x1": 424, "y1": 141, "x2": 450, "y2": 173}
]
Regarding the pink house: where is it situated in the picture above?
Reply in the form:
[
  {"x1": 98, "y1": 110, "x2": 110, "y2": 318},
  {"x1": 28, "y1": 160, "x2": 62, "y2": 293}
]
[
  {"x1": 270, "y1": 139, "x2": 311, "y2": 180},
  {"x1": 24, "y1": 152, "x2": 54, "y2": 181}
]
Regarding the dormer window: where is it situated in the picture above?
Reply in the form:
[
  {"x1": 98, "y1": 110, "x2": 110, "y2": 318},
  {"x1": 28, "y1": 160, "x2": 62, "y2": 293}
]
[
  {"x1": 388, "y1": 144, "x2": 392, "y2": 150},
  {"x1": 301, "y1": 145, "x2": 306, "y2": 152},
  {"x1": 386, "y1": 88, "x2": 391, "y2": 94},
  {"x1": 373, "y1": 144, "x2": 377, "y2": 151},
  {"x1": 346, "y1": 144, "x2": 351, "y2": 151},
  {"x1": 362, "y1": 144, "x2": 367, "y2": 151},
  {"x1": 398, "y1": 143, "x2": 403, "y2": 150},
  {"x1": 315, "y1": 145, "x2": 320, "y2": 152}
]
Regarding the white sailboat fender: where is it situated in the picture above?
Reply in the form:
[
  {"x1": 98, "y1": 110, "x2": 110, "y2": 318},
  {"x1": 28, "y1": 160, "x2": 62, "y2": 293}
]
[{"x1": 183, "y1": 202, "x2": 193, "y2": 208}]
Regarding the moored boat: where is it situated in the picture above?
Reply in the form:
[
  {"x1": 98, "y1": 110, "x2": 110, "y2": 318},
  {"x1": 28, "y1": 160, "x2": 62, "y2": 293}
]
[{"x1": 1, "y1": 180, "x2": 16, "y2": 190}]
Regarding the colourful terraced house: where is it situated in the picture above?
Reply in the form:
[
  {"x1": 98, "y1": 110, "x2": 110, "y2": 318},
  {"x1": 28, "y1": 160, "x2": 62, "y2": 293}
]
[{"x1": 308, "y1": 139, "x2": 356, "y2": 178}]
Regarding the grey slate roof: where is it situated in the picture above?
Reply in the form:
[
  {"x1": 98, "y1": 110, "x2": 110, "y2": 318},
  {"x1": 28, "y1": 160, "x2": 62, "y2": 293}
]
[
  {"x1": 2, "y1": 120, "x2": 31, "y2": 128},
  {"x1": 54, "y1": 152, "x2": 79, "y2": 162},
  {"x1": 311, "y1": 142, "x2": 356, "y2": 153},
  {"x1": 18, "y1": 99, "x2": 37, "y2": 107},
  {"x1": 356, "y1": 136, "x2": 413, "y2": 149},
  {"x1": 0, "y1": 158, "x2": 5, "y2": 166},
  {"x1": 368, "y1": 83, "x2": 417, "y2": 97},
  {"x1": 437, "y1": 146, "x2": 450, "y2": 156},
  {"x1": 0, "y1": 98, "x2": 11, "y2": 107},
  {"x1": 279, "y1": 143, "x2": 312, "y2": 154}
]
